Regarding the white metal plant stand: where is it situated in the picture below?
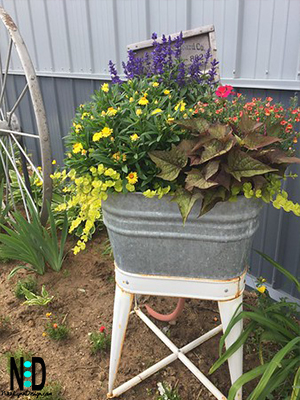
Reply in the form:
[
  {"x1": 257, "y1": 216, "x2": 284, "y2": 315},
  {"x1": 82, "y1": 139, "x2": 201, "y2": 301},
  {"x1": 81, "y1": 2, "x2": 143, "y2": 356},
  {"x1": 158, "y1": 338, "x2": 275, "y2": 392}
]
[{"x1": 107, "y1": 263, "x2": 246, "y2": 400}]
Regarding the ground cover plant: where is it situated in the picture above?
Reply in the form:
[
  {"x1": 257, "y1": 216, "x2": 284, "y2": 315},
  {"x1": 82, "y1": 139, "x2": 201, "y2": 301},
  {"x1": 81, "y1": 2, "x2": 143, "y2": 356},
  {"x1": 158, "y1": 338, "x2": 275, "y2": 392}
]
[
  {"x1": 44, "y1": 313, "x2": 69, "y2": 341},
  {"x1": 89, "y1": 325, "x2": 111, "y2": 355},
  {"x1": 14, "y1": 277, "x2": 38, "y2": 299},
  {"x1": 210, "y1": 254, "x2": 300, "y2": 400},
  {"x1": 22, "y1": 285, "x2": 53, "y2": 307}
]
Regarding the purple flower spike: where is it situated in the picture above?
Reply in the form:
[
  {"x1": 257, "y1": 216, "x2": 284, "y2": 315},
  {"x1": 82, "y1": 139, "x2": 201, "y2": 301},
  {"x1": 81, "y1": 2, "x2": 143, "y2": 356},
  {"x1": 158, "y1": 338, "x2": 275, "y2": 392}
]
[{"x1": 108, "y1": 60, "x2": 122, "y2": 84}]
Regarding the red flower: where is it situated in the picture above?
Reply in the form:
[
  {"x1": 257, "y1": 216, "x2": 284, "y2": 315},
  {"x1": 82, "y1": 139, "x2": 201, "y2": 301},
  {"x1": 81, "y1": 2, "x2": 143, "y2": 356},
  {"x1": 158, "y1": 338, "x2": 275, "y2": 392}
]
[
  {"x1": 99, "y1": 326, "x2": 106, "y2": 333},
  {"x1": 216, "y1": 85, "x2": 233, "y2": 98},
  {"x1": 53, "y1": 323, "x2": 58, "y2": 329}
]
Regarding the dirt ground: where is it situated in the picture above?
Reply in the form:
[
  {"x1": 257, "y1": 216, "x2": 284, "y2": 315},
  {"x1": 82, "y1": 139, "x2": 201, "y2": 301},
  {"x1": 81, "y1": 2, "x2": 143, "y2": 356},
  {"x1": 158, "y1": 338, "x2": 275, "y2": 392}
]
[{"x1": 0, "y1": 231, "x2": 260, "y2": 400}]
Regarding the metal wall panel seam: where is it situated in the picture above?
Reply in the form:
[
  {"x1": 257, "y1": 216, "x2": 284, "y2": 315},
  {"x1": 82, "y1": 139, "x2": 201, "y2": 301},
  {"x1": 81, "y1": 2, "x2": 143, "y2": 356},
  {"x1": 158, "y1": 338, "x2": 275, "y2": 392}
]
[
  {"x1": 279, "y1": 0, "x2": 291, "y2": 80},
  {"x1": 85, "y1": 0, "x2": 95, "y2": 74},
  {"x1": 112, "y1": 0, "x2": 121, "y2": 70},
  {"x1": 232, "y1": 0, "x2": 244, "y2": 79},
  {"x1": 265, "y1": 0, "x2": 275, "y2": 80},
  {"x1": 62, "y1": 0, "x2": 74, "y2": 73},
  {"x1": 43, "y1": 0, "x2": 55, "y2": 71}
]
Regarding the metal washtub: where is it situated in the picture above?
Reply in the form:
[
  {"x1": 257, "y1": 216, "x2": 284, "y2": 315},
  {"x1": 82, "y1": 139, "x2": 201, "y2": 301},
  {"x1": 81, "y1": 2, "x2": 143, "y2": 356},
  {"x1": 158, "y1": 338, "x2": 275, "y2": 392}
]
[{"x1": 102, "y1": 193, "x2": 262, "y2": 280}]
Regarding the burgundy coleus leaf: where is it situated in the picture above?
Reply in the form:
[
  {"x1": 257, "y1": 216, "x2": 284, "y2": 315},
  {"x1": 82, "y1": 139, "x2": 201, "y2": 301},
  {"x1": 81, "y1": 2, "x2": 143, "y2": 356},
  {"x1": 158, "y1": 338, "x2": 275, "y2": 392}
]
[
  {"x1": 242, "y1": 132, "x2": 282, "y2": 150},
  {"x1": 264, "y1": 149, "x2": 300, "y2": 165},
  {"x1": 238, "y1": 112, "x2": 263, "y2": 134},
  {"x1": 177, "y1": 139, "x2": 198, "y2": 156},
  {"x1": 185, "y1": 169, "x2": 219, "y2": 191},
  {"x1": 226, "y1": 149, "x2": 277, "y2": 181},
  {"x1": 199, "y1": 187, "x2": 228, "y2": 216},
  {"x1": 213, "y1": 166, "x2": 231, "y2": 190},
  {"x1": 175, "y1": 117, "x2": 210, "y2": 134},
  {"x1": 203, "y1": 160, "x2": 220, "y2": 180},
  {"x1": 171, "y1": 187, "x2": 202, "y2": 223}
]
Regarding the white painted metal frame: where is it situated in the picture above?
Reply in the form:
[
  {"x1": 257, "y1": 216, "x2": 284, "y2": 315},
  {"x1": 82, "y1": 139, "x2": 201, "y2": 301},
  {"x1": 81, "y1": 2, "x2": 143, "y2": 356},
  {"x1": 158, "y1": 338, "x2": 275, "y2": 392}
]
[{"x1": 107, "y1": 264, "x2": 246, "y2": 400}]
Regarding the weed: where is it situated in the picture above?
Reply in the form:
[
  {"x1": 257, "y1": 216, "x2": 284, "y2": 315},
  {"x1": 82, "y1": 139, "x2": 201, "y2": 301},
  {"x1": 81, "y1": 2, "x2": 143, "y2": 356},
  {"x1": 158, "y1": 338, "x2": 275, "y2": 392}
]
[
  {"x1": 102, "y1": 239, "x2": 113, "y2": 258},
  {"x1": 89, "y1": 326, "x2": 111, "y2": 355},
  {"x1": 22, "y1": 285, "x2": 53, "y2": 307},
  {"x1": 62, "y1": 269, "x2": 70, "y2": 278},
  {"x1": 44, "y1": 314, "x2": 69, "y2": 341},
  {"x1": 0, "y1": 315, "x2": 10, "y2": 330},
  {"x1": 36, "y1": 381, "x2": 64, "y2": 400},
  {"x1": 3, "y1": 348, "x2": 32, "y2": 373},
  {"x1": 156, "y1": 382, "x2": 181, "y2": 400},
  {"x1": 14, "y1": 277, "x2": 38, "y2": 299}
]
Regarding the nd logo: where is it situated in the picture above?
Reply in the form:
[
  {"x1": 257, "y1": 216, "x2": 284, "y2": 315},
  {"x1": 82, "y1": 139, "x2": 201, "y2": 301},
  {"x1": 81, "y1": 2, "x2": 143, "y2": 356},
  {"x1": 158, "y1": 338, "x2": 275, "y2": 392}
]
[{"x1": 10, "y1": 357, "x2": 46, "y2": 390}]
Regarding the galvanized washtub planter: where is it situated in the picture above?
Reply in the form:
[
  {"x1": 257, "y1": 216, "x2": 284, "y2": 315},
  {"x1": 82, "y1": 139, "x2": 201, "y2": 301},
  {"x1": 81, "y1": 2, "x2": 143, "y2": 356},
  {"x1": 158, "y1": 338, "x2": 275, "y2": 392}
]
[{"x1": 102, "y1": 193, "x2": 262, "y2": 280}]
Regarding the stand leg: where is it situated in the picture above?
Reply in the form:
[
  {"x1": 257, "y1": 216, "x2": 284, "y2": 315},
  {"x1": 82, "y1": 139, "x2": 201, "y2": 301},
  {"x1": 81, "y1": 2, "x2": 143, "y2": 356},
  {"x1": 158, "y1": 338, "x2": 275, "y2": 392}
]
[
  {"x1": 108, "y1": 284, "x2": 133, "y2": 396},
  {"x1": 218, "y1": 293, "x2": 243, "y2": 400}
]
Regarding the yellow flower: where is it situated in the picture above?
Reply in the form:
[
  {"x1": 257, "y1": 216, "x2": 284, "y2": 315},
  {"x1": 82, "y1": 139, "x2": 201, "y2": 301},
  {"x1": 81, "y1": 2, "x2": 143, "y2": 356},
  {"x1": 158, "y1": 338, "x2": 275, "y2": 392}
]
[
  {"x1": 136, "y1": 109, "x2": 142, "y2": 116},
  {"x1": 73, "y1": 143, "x2": 83, "y2": 153},
  {"x1": 101, "y1": 83, "x2": 109, "y2": 92},
  {"x1": 42, "y1": 332, "x2": 47, "y2": 337},
  {"x1": 175, "y1": 100, "x2": 186, "y2": 112},
  {"x1": 34, "y1": 178, "x2": 43, "y2": 187},
  {"x1": 106, "y1": 107, "x2": 117, "y2": 116},
  {"x1": 126, "y1": 183, "x2": 135, "y2": 192},
  {"x1": 52, "y1": 160, "x2": 56, "y2": 165},
  {"x1": 81, "y1": 112, "x2": 89, "y2": 119},
  {"x1": 81, "y1": 149, "x2": 87, "y2": 155},
  {"x1": 93, "y1": 131, "x2": 102, "y2": 142},
  {"x1": 167, "y1": 117, "x2": 175, "y2": 123},
  {"x1": 102, "y1": 126, "x2": 113, "y2": 137},
  {"x1": 37, "y1": 166, "x2": 42, "y2": 171},
  {"x1": 138, "y1": 97, "x2": 149, "y2": 105},
  {"x1": 101, "y1": 110, "x2": 106, "y2": 116},
  {"x1": 154, "y1": 100, "x2": 158, "y2": 104},
  {"x1": 257, "y1": 285, "x2": 266, "y2": 294},
  {"x1": 164, "y1": 90, "x2": 170, "y2": 95},
  {"x1": 129, "y1": 97, "x2": 134, "y2": 103},
  {"x1": 126, "y1": 172, "x2": 138, "y2": 184},
  {"x1": 151, "y1": 108, "x2": 163, "y2": 116},
  {"x1": 151, "y1": 82, "x2": 159, "y2": 87},
  {"x1": 46, "y1": 312, "x2": 52, "y2": 318},
  {"x1": 130, "y1": 133, "x2": 139, "y2": 141}
]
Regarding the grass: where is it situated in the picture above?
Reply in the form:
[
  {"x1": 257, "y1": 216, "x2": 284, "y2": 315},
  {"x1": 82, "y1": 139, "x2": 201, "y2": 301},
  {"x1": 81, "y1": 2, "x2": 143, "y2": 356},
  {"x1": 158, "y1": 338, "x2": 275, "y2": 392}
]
[{"x1": 3, "y1": 348, "x2": 33, "y2": 373}]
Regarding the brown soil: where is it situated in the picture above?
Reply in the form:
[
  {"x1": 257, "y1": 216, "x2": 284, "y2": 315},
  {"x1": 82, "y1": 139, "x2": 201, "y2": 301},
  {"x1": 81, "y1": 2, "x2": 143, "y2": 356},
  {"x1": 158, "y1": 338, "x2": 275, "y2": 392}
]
[{"x1": 0, "y1": 231, "x2": 260, "y2": 400}]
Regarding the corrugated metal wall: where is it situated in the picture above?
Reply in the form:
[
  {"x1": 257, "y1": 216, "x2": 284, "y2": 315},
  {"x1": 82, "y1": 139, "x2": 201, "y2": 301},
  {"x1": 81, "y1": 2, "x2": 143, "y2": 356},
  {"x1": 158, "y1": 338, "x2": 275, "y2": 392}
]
[{"x1": 0, "y1": 0, "x2": 299, "y2": 300}]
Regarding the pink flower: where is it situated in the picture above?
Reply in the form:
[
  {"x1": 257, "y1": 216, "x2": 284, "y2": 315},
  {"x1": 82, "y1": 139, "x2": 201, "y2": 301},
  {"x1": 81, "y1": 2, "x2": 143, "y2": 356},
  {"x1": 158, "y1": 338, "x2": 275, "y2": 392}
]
[
  {"x1": 216, "y1": 85, "x2": 234, "y2": 98},
  {"x1": 99, "y1": 326, "x2": 106, "y2": 333}
]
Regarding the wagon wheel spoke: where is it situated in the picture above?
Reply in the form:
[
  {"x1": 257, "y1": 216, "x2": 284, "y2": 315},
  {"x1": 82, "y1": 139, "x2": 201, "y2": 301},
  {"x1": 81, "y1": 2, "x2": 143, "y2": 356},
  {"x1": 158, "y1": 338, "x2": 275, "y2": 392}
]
[{"x1": 0, "y1": 7, "x2": 52, "y2": 224}]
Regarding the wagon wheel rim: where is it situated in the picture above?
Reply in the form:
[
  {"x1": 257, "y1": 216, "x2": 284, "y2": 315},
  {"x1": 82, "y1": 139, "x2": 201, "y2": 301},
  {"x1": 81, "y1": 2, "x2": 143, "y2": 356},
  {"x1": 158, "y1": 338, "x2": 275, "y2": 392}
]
[{"x1": 0, "y1": 7, "x2": 52, "y2": 225}]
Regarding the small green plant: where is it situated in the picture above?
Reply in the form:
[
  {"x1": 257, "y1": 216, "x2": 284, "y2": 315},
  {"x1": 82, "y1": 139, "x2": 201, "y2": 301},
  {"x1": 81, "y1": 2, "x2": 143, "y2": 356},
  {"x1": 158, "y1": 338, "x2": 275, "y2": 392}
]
[
  {"x1": 37, "y1": 381, "x2": 64, "y2": 400},
  {"x1": 89, "y1": 326, "x2": 111, "y2": 355},
  {"x1": 3, "y1": 348, "x2": 32, "y2": 373},
  {"x1": 14, "y1": 277, "x2": 38, "y2": 299},
  {"x1": 22, "y1": 285, "x2": 53, "y2": 307},
  {"x1": 156, "y1": 382, "x2": 181, "y2": 400},
  {"x1": 44, "y1": 314, "x2": 69, "y2": 341},
  {"x1": 210, "y1": 253, "x2": 300, "y2": 400},
  {"x1": 0, "y1": 315, "x2": 10, "y2": 330},
  {"x1": 0, "y1": 202, "x2": 69, "y2": 277}
]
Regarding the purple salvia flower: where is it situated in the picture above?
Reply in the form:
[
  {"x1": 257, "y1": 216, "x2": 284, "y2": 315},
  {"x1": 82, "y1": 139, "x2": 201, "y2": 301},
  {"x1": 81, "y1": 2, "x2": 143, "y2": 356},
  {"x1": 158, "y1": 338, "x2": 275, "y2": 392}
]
[
  {"x1": 108, "y1": 60, "x2": 122, "y2": 84},
  {"x1": 176, "y1": 61, "x2": 185, "y2": 86},
  {"x1": 174, "y1": 32, "x2": 184, "y2": 59}
]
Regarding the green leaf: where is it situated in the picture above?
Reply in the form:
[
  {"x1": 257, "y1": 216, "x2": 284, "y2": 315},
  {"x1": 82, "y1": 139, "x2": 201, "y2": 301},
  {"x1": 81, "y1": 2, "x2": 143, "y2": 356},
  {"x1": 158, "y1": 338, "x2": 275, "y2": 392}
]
[
  {"x1": 200, "y1": 138, "x2": 235, "y2": 164},
  {"x1": 172, "y1": 188, "x2": 202, "y2": 223},
  {"x1": 242, "y1": 132, "x2": 282, "y2": 150},
  {"x1": 227, "y1": 149, "x2": 277, "y2": 181},
  {"x1": 185, "y1": 169, "x2": 218, "y2": 191},
  {"x1": 291, "y1": 366, "x2": 300, "y2": 400},
  {"x1": 249, "y1": 337, "x2": 300, "y2": 400},
  {"x1": 228, "y1": 364, "x2": 268, "y2": 400},
  {"x1": 149, "y1": 145, "x2": 188, "y2": 181},
  {"x1": 255, "y1": 251, "x2": 300, "y2": 292}
]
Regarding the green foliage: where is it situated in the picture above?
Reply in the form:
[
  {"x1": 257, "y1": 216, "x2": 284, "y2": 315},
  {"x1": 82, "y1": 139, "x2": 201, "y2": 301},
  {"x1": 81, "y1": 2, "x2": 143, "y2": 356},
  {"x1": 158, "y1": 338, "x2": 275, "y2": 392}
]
[
  {"x1": 89, "y1": 327, "x2": 111, "y2": 355},
  {"x1": 45, "y1": 319, "x2": 69, "y2": 341},
  {"x1": 150, "y1": 114, "x2": 300, "y2": 219},
  {"x1": 14, "y1": 277, "x2": 38, "y2": 299},
  {"x1": 3, "y1": 348, "x2": 32, "y2": 373},
  {"x1": 22, "y1": 285, "x2": 53, "y2": 307},
  {"x1": 210, "y1": 254, "x2": 300, "y2": 400},
  {"x1": 156, "y1": 382, "x2": 181, "y2": 400},
  {"x1": 0, "y1": 203, "x2": 68, "y2": 277},
  {"x1": 36, "y1": 381, "x2": 64, "y2": 400}
]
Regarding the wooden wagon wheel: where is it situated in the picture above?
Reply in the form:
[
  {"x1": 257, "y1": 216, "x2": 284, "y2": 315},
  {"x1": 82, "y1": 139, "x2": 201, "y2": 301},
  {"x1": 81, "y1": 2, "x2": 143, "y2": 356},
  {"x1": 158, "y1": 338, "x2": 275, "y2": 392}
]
[{"x1": 0, "y1": 7, "x2": 52, "y2": 225}]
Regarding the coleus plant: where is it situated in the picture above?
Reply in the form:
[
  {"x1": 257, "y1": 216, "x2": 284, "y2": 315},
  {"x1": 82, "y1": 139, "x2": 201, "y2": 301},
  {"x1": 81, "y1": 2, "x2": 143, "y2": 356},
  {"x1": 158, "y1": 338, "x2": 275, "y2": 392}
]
[{"x1": 149, "y1": 112, "x2": 300, "y2": 221}]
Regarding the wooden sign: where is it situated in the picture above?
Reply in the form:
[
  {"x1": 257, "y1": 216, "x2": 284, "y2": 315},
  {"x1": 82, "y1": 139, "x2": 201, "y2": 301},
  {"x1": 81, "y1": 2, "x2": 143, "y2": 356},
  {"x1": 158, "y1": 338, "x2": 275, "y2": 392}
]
[{"x1": 127, "y1": 25, "x2": 219, "y2": 80}]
